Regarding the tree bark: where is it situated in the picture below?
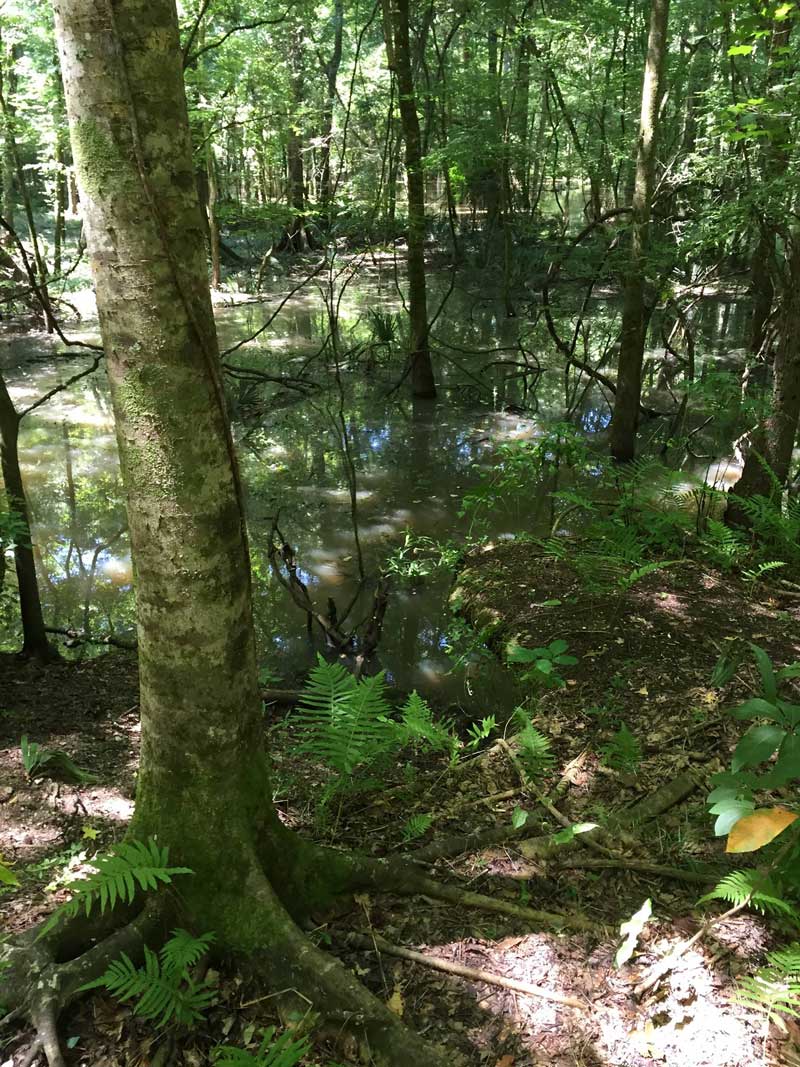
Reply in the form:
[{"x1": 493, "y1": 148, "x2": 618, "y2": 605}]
[
  {"x1": 609, "y1": 0, "x2": 670, "y2": 462},
  {"x1": 53, "y1": 2, "x2": 445, "y2": 1063},
  {"x1": 319, "y1": 0, "x2": 343, "y2": 215},
  {"x1": 0, "y1": 374, "x2": 56, "y2": 661},
  {"x1": 727, "y1": 231, "x2": 800, "y2": 515},
  {"x1": 383, "y1": 0, "x2": 436, "y2": 397}
]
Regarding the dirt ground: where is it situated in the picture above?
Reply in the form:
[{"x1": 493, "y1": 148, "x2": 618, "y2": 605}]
[{"x1": 1, "y1": 546, "x2": 800, "y2": 1067}]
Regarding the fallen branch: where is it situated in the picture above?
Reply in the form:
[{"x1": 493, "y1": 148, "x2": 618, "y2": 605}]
[
  {"x1": 348, "y1": 931, "x2": 585, "y2": 1009},
  {"x1": 553, "y1": 857, "x2": 720, "y2": 885}
]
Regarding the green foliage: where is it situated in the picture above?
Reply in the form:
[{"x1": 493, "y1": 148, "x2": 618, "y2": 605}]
[
  {"x1": 513, "y1": 707, "x2": 555, "y2": 777},
  {"x1": 402, "y1": 813, "x2": 433, "y2": 842},
  {"x1": 20, "y1": 735, "x2": 96, "y2": 784},
  {"x1": 213, "y1": 1027, "x2": 312, "y2": 1067},
  {"x1": 699, "y1": 870, "x2": 798, "y2": 919},
  {"x1": 82, "y1": 929, "x2": 216, "y2": 1028},
  {"x1": 507, "y1": 638, "x2": 578, "y2": 689},
  {"x1": 706, "y1": 644, "x2": 800, "y2": 839},
  {"x1": 600, "y1": 723, "x2": 642, "y2": 774},
  {"x1": 293, "y1": 657, "x2": 454, "y2": 801},
  {"x1": 40, "y1": 839, "x2": 191, "y2": 937},
  {"x1": 0, "y1": 853, "x2": 19, "y2": 888},
  {"x1": 736, "y1": 943, "x2": 800, "y2": 1023},
  {"x1": 384, "y1": 531, "x2": 460, "y2": 581},
  {"x1": 465, "y1": 715, "x2": 497, "y2": 749}
]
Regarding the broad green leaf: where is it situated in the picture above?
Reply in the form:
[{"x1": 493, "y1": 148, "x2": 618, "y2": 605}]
[
  {"x1": 778, "y1": 701, "x2": 800, "y2": 728},
  {"x1": 727, "y1": 44, "x2": 754, "y2": 55},
  {"x1": 548, "y1": 639, "x2": 568, "y2": 656},
  {"x1": 535, "y1": 659, "x2": 553, "y2": 674},
  {"x1": 732, "y1": 724, "x2": 785, "y2": 771},
  {"x1": 730, "y1": 698, "x2": 782, "y2": 722},
  {"x1": 507, "y1": 646, "x2": 538, "y2": 663},
  {"x1": 713, "y1": 799, "x2": 755, "y2": 837},
  {"x1": 727, "y1": 808, "x2": 799, "y2": 853}
]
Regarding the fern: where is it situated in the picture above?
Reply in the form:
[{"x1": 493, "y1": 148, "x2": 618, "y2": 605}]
[
  {"x1": 699, "y1": 870, "x2": 799, "y2": 918},
  {"x1": 600, "y1": 723, "x2": 642, "y2": 774},
  {"x1": 294, "y1": 657, "x2": 395, "y2": 776},
  {"x1": 402, "y1": 813, "x2": 433, "y2": 841},
  {"x1": 514, "y1": 710, "x2": 555, "y2": 778},
  {"x1": 82, "y1": 929, "x2": 215, "y2": 1028},
  {"x1": 742, "y1": 560, "x2": 787, "y2": 582},
  {"x1": 214, "y1": 1026, "x2": 312, "y2": 1067},
  {"x1": 39, "y1": 839, "x2": 191, "y2": 937},
  {"x1": 397, "y1": 691, "x2": 455, "y2": 754},
  {"x1": 736, "y1": 943, "x2": 800, "y2": 1022}
]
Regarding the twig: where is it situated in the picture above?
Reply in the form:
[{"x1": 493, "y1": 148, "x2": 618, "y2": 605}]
[{"x1": 348, "y1": 931, "x2": 585, "y2": 1009}]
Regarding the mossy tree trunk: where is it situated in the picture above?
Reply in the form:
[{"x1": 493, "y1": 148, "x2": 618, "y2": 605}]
[
  {"x1": 52, "y1": 2, "x2": 446, "y2": 1062},
  {"x1": 382, "y1": 0, "x2": 436, "y2": 398},
  {"x1": 609, "y1": 0, "x2": 670, "y2": 462}
]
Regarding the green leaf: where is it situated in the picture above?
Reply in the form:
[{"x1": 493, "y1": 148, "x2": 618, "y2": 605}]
[
  {"x1": 727, "y1": 44, "x2": 755, "y2": 55},
  {"x1": 775, "y1": 733, "x2": 800, "y2": 780},
  {"x1": 751, "y1": 644, "x2": 778, "y2": 702},
  {"x1": 730, "y1": 698, "x2": 782, "y2": 722},
  {"x1": 548, "y1": 639, "x2": 568, "y2": 656},
  {"x1": 512, "y1": 806, "x2": 529, "y2": 830},
  {"x1": 552, "y1": 822, "x2": 598, "y2": 845},
  {"x1": 732, "y1": 724, "x2": 786, "y2": 771},
  {"x1": 507, "y1": 646, "x2": 539, "y2": 664},
  {"x1": 535, "y1": 659, "x2": 553, "y2": 675},
  {"x1": 713, "y1": 799, "x2": 756, "y2": 837}
]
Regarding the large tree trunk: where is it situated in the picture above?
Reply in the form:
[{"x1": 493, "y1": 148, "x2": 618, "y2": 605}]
[
  {"x1": 0, "y1": 374, "x2": 56, "y2": 661},
  {"x1": 52, "y1": 2, "x2": 445, "y2": 1063},
  {"x1": 609, "y1": 0, "x2": 670, "y2": 462},
  {"x1": 383, "y1": 0, "x2": 436, "y2": 398}
]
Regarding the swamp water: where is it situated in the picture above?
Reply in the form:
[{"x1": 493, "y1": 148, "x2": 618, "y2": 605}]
[{"x1": 0, "y1": 269, "x2": 750, "y2": 714}]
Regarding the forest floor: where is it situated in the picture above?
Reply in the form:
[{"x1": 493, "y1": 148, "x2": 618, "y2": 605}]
[{"x1": 1, "y1": 550, "x2": 800, "y2": 1067}]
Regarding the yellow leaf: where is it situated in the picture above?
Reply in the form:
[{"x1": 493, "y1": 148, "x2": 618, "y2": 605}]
[
  {"x1": 495, "y1": 1057, "x2": 515, "y2": 1067},
  {"x1": 387, "y1": 985, "x2": 404, "y2": 1016},
  {"x1": 82, "y1": 826, "x2": 99, "y2": 840},
  {"x1": 637, "y1": 686, "x2": 649, "y2": 696},
  {"x1": 727, "y1": 807, "x2": 799, "y2": 853}
]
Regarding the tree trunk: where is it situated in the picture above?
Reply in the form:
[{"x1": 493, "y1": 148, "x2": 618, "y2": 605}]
[
  {"x1": 383, "y1": 0, "x2": 436, "y2": 398},
  {"x1": 727, "y1": 232, "x2": 800, "y2": 516},
  {"x1": 0, "y1": 29, "x2": 16, "y2": 245},
  {"x1": 54, "y1": 2, "x2": 445, "y2": 1063},
  {"x1": 319, "y1": 0, "x2": 343, "y2": 216},
  {"x1": 0, "y1": 374, "x2": 56, "y2": 661},
  {"x1": 609, "y1": 0, "x2": 670, "y2": 462}
]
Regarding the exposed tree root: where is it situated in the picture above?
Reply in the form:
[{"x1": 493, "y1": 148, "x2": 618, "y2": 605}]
[
  {"x1": 0, "y1": 906, "x2": 163, "y2": 1067},
  {"x1": 346, "y1": 931, "x2": 586, "y2": 1009},
  {"x1": 552, "y1": 857, "x2": 720, "y2": 885}
]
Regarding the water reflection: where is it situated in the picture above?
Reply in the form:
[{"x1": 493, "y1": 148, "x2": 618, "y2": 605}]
[{"x1": 1, "y1": 272, "x2": 749, "y2": 712}]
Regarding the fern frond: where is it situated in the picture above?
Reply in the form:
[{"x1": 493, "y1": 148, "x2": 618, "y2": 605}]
[
  {"x1": 402, "y1": 813, "x2": 433, "y2": 841},
  {"x1": 82, "y1": 931, "x2": 215, "y2": 1028},
  {"x1": 295, "y1": 657, "x2": 394, "y2": 776},
  {"x1": 39, "y1": 839, "x2": 191, "y2": 937},
  {"x1": 214, "y1": 1026, "x2": 312, "y2": 1067},
  {"x1": 735, "y1": 943, "x2": 800, "y2": 1021},
  {"x1": 161, "y1": 928, "x2": 215, "y2": 976},
  {"x1": 398, "y1": 691, "x2": 454, "y2": 752},
  {"x1": 699, "y1": 870, "x2": 799, "y2": 918}
]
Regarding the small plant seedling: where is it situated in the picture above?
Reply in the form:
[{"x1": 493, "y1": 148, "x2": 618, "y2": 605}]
[
  {"x1": 507, "y1": 638, "x2": 578, "y2": 688},
  {"x1": 465, "y1": 715, "x2": 496, "y2": 749}
]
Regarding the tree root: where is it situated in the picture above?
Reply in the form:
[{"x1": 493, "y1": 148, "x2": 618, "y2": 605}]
[
  {"x1": 346, "y1": 930, "x2": 586, "y2": 1009},
  {"x1": 552, "y1": 857, "x2": 720, "y2": 885},
  {"x1": 0, "y1": 906, "x2": 163, "y2": 1067}
]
